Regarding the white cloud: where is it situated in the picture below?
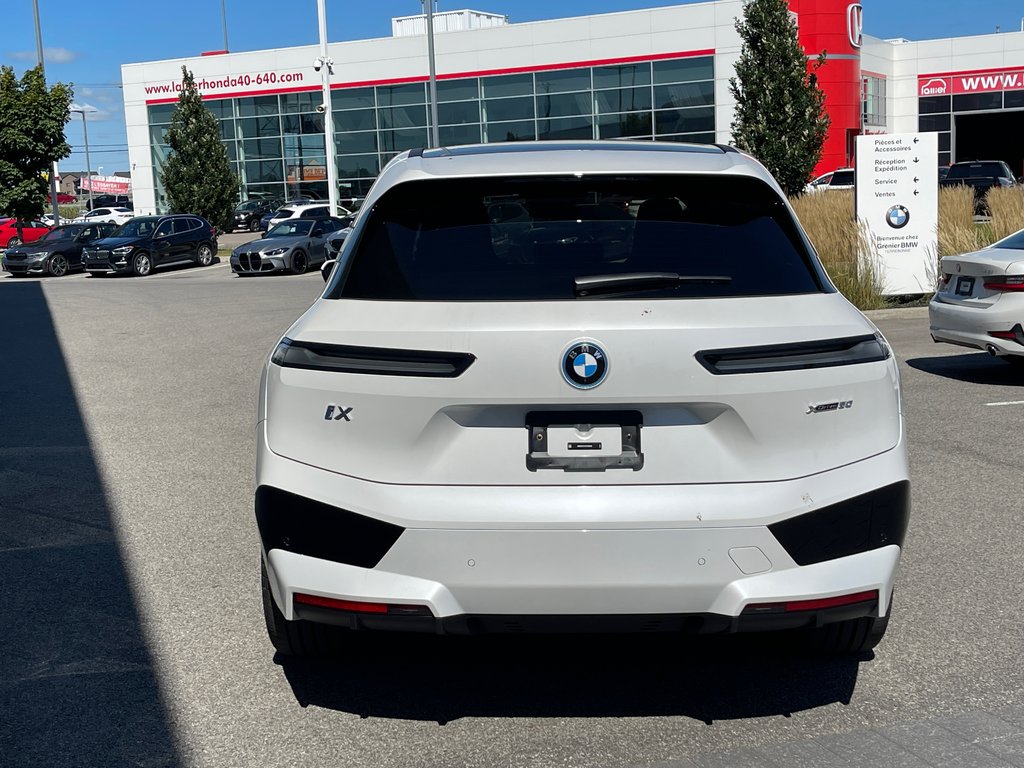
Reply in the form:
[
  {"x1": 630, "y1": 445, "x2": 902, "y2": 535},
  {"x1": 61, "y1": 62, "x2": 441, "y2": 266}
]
[
  {"x1": 8, "y1": 47, "x2": 79, "y2": 64},
  {"x1": 69, "y1": 102, "x2": 109, "y2": 121},
  {"x1": 47, "y1": 47, "x2": 79, "y2": 63}
]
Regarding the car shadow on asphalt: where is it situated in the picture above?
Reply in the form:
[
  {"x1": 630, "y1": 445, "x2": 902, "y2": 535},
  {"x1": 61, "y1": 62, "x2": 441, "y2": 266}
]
[
  {"x1": 906, "y1": 352, "x2": 1024, "y2": 385},
  {"x1": 0, "y1": 283, "x2": 180, "y2": 767},
  {"x1": 278, "y1": 630, "x2": 864, "y2": 724}
]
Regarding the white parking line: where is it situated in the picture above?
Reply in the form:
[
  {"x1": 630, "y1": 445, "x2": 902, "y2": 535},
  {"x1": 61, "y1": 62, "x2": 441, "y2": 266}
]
[{"x1": 984, "y1": 400, "x2": 1024, "y2": 407}]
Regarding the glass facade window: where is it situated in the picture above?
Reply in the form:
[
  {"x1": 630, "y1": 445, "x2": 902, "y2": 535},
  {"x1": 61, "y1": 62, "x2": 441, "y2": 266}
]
[
  {"x1": 437, "y1": 78, "x2": 479, "y2": 102},
  {"x1": 333, "y1": 108, "x2": 376, "y2": 132},
  {"x1": 438, "y1": 100, "x2": 480, "y2": 125},
  {"x1": 237, "y1": 95, "x2": 279, "y2": 117},
  {"x1": 597, "y1": 111, "x2": 653, "y2": 139},
  {"x1": 440, "y1": 124, "x2": 482, "y2": 145},
  {"x1": 596, "y1": 86, "x2": 652, "y2": 114},
  {"x1": 482, "y1": 73, "x2": 533, "y2": 98},
  {"x1": 280, "y1": 92, "x2": 322, "y2": 113},
  {"x1": 655, "y1": 106, "x2": 715, "y2": 135},
  {"x1": 377, "y1": 82, "x2": 426, "y2": 106},
  {"x1": 536, "y1": 91, "x2": 592, "y2": 119},
  {"x1": 379, "y1": 104, "x2": 427, "y2": 129},
  {"x1": 485, "y1": 120, "x2": 535, "y2": 142},
  {"x1": 331, "y1": 87, "x2": 375, "y2": 110},
  {"x1": 335, "y1": 131, "x2": 378, "y2": 154},
  {"x1": 862, "y1": 76, "x2": 886, "y2": 126},
  {"x1": 952, "y1": 92, "x2": 1002, "y2": 112},
  {"x1": 536, "y1": 68, "x2": 591, "y2": 94},
  {"x1": 593, "y1": 63, "x2": 651, "y2": 89},
  {"x1": 147, "y1": 54, "x2": 716, "y2": 212},
  {"x1": 538, "y1": 115, "x2": 593, "y2": 140},
  {"x1": 653, "y1": 57, "x2": 714, "y2": 84},
  {"x1": 654, "y1": 82, "x2": 715, "y2": 110},
  {"x1": 483, "y1": 96, "x2": 535, "y2": 122},
  {"x1": 1004, "y1": 90, "x2": 1024, "y2": 109}
]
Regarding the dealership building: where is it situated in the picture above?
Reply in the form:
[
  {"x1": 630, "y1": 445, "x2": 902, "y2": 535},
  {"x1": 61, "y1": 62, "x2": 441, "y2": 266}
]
[{"x1": 120, "y1": 0, "x2": 1024, "y2": 214}]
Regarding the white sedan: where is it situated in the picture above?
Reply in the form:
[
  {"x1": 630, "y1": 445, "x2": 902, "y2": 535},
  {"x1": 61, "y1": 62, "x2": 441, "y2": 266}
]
[
  {"x1": 74, "y1": 207, "x2": 134, "y2": 226},
  {"x1": 929, "y1": 228, "x2": 1024, "y2": 364}
]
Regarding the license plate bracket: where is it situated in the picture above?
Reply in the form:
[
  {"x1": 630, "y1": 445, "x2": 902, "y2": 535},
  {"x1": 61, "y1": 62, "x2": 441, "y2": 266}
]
[
  {"x1": 526, "y1": 410, "x2": 643, "y2": 472},
  {"x1": 956, "y1": 276, "x2": 975, "y2": 296}
]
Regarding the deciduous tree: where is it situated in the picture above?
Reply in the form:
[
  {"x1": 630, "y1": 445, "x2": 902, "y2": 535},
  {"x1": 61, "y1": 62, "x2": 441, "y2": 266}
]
[
  {"x1": 729, "y1": 0, "x2": 830, "y2": 196},
  {"x1": 0, "y1": 65, "x2": 72, "y2": 225},
  {"x1": 161, "y1": 67, "x2": 238, "y2": 230}
]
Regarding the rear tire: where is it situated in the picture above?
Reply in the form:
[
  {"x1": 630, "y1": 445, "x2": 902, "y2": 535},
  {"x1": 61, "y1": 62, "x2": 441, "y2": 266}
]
[
  {"x1": 261, "y1": 558, "x2": 335, "y2": 657},
  {"x1": 196, "y1": 243, "x2": 214, "y2": 267},
  {"x1": 7, "y1": 236, "x2": 22, "y2": 248}
]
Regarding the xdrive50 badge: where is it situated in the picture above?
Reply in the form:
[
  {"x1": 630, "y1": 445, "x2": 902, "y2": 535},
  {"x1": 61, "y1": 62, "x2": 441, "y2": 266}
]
[{"x1": 562, "y1": 341, "x2": 609, "y2": 389}]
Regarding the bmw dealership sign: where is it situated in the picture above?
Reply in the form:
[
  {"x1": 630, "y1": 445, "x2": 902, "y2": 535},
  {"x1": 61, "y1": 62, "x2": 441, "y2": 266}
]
[{"x1": 855, "y1": 133, "x2": 939, "y2": 295}]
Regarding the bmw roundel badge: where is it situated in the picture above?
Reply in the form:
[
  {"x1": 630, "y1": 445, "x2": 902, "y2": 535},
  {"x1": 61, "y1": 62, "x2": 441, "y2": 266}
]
[
  {"x1": 562, "y1": 341, "x2": 609, "y2": 389},
  {"x1": 885, "y1": 205, "x2": 910, "y2": 229}
]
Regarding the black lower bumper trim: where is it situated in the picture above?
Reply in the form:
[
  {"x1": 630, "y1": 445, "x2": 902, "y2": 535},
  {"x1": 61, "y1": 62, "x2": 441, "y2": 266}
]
[
  {"x1": 769, "y1": 481, "x2": 910, "y2": 566},
  {"x1": 293, "y1": 600, "x2": 878, "y2": 635},
  {"x1": 255, "y1": 485, "x2": 404, "y2": 569}
]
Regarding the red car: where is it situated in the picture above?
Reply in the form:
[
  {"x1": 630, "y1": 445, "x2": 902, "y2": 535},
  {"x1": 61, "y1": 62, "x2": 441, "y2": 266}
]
[{"x1": 0, "y1": 217, "x2": 51, "y2": 248}]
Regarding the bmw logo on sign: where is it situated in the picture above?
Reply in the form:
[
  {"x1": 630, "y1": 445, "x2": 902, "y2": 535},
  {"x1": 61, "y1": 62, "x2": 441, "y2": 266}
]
[
  {"x1": 562, "y1": 341, "x2": 609, "y2": 389},
  {"x1": 885, "y1": 205, "x2": 910, "y2": 229}
]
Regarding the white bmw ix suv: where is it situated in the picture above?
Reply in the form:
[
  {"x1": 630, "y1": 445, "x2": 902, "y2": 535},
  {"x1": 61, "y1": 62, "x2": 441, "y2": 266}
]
[{"x1": 256, "y1": 142, "x2": 909, "y2": 656}]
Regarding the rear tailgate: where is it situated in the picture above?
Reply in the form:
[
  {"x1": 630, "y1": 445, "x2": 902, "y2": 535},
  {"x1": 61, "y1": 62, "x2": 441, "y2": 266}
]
[{"x1": 266, "y1": 294, "x2": 898, "y2": 486}]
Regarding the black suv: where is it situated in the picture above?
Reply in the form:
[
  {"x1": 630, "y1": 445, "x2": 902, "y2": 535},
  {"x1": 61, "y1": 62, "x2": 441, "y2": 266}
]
[
  {"x1": 233, "y1": 199, "x2": 279, "y2": 232},
  {"x1": 83, "y1": 214, "x2": 218, "y2": 277},
  {"x1": 2, "y1": 222, "x2": 118, "y2": 277}
]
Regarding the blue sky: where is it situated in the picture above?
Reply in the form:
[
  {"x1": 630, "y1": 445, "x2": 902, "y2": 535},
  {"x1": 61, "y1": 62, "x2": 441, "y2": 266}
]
[{"x1": 3, "y1": 0, "x2": 1023, "y2": 173}]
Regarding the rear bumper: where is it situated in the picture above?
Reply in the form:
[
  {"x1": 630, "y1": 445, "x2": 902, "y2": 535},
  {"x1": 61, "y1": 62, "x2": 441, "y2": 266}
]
[
  {"x1": 929, "y1": 297, "x2": 1024, "y2": 355},
  {"x1": 257, "y1": 421, "x2": 909, "y2": 630}
]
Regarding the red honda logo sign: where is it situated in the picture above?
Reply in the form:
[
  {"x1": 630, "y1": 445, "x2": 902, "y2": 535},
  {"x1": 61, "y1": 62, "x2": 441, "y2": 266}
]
[{"x1": 847, "y1": 3, "x2": 863, "y2": 49}]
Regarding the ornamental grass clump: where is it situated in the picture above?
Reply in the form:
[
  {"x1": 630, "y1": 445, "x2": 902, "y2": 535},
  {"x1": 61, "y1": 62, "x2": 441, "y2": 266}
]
[
  {"x1": 986, "y1": 186, "x2": 1024, "y2": 243},
  {"x1": 938, "y1": 186, "x2": 986, "y2": 257},
  {"x1": 789, "y1": 190, "x2": 884, "y2": 310}
]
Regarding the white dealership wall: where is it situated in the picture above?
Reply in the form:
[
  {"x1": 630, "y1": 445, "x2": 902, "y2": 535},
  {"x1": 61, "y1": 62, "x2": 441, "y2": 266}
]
[
  {"x1": 861, "y1": 30, "x2": 1024, "y2": 137},
  {"x1": 121, "y1": 1, "x2": 746, "y2": 214}
]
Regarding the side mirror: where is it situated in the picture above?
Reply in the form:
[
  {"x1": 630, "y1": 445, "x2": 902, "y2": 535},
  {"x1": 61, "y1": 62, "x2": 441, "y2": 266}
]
[{"x1": 321, "y1": 258, "x2": 336, "y2": 282}]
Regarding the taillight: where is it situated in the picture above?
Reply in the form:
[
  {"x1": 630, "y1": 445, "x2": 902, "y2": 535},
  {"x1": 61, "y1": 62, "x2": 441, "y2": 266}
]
[
  {"x1": 742, "y1": 589, "x2": 879, "y2": 615},
  {"x1": 988, "y1": 324, "x2": 1024, "y2": 344},
  {"x1": 293, "y1": 592, "x2": 433, "y2": 616},
  {"x1": 983, "y1": 275, "x2": 1024, "y2": 292}
]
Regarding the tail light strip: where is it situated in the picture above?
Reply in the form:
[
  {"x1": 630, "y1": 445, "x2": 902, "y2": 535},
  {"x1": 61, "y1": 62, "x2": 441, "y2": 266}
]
[{"x1": 696, "y1": 334, "x2": 890, "y2": 375}]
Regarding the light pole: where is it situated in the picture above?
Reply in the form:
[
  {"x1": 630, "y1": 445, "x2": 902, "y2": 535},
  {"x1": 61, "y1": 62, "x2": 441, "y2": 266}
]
[
  {"x1": 32, "y1": 0, "x2": 62, "y2": 225},
  {"x1": 315, "y1": 0, "x2": 339, "y2": 217},
  {"x1": 221, "y1": 0, "x2": 229, "y2": 52},
  {"x1": 71, "y1": 107, "x2": 95, "y2": 210},
  {"x1": 422, "y1": 0, "x2": 440, "y2": 148}
]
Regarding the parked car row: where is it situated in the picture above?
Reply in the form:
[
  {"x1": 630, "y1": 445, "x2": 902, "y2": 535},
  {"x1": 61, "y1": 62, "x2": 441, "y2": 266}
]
[
  {"x1": 2, "y1": 214, "x2": 218, "y2": 277},
  {"x1": 2, "y1": 209, "x2": 355, "y2": 279}
]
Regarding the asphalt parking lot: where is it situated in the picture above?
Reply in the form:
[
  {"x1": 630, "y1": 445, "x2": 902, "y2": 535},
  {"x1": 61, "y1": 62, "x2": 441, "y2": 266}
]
[{"x1": 1, "y1": 269, "x2": 1023, "y2": 768}]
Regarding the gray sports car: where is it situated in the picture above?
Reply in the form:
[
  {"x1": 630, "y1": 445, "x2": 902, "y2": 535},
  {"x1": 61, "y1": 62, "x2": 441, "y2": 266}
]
[{"x1": 230, "y1": 218, "x2": 347, "y2": 275}]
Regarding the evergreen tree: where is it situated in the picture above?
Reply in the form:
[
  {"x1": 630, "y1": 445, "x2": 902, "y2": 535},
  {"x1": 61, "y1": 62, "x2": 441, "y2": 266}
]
[
  {"x1": 161, "y1": 67, "x2": 238, "y2": 230},
  {"x1": 729, "y1": 0, "x2": 830, "y2": 197},
  {"x1": 0, "y1": 65, "x2": 72, "y2": 223}
]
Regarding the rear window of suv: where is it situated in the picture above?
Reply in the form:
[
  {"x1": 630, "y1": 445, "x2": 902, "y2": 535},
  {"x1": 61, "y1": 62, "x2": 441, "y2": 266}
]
[{"x1": 328, "y1": 175, "x2": 825, "y2": 301}]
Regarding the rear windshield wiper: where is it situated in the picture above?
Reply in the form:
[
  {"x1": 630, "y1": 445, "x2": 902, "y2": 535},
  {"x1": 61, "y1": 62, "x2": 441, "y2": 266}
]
[{"x1": 573, "y1": 272, "x2": 732, "y2": 297}]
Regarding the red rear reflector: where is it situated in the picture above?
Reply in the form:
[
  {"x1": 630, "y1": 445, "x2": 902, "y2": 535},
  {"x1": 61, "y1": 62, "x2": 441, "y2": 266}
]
[
  {"x1": 989, "y1": 330, "x2": 1017, "y2": 340},
  {"x1": 743, "y1": 589, "x2": 878, "y2": 614},
  {"x1": 294, "y1": 593, "x2": 388, "y2": 614}
]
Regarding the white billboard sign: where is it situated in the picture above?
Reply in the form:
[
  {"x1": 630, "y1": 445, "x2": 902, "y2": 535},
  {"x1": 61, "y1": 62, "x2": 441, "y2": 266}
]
[{"x1": 855, "y1": 132, "x2": 939, "y2": 295}]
